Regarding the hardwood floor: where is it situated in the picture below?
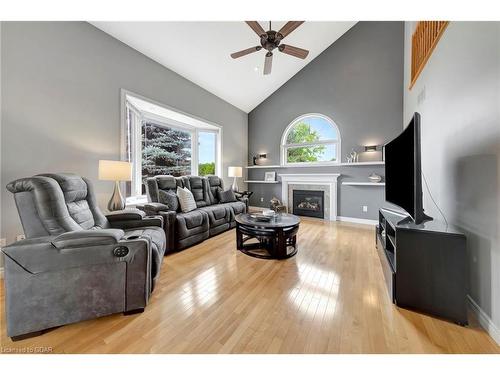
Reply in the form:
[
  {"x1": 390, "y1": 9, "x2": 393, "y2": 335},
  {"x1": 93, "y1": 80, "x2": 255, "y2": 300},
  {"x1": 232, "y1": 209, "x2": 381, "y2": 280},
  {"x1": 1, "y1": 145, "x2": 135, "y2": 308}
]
[{"x1": 1, "y1": 218, "x2": 498, "y2": 353}]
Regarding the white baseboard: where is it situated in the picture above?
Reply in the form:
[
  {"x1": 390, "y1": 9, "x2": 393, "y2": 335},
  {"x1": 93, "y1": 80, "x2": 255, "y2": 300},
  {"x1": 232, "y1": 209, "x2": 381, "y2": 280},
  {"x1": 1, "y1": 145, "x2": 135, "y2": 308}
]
[
  {"x1": 337, "y1": 216, "x2": 378, "y2": 226},
  {"x1": 468, "y1": 295, "x2": 500, "y2": 345}
]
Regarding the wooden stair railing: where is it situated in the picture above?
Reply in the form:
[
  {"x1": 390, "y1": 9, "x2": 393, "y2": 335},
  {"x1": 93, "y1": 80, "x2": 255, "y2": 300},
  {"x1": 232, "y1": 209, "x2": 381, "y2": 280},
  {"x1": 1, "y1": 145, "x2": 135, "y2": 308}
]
[{"x1": 410, "y1": 21, "x2": 449, "y2": 89}]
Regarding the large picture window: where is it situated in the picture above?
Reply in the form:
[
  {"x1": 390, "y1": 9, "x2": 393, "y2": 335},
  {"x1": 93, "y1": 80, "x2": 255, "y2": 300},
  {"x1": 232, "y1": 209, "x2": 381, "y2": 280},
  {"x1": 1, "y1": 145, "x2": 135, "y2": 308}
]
[
  {"x1": 122, "y1": 91, "x2": 221, "y2": 198},
  {"x1": 281, "y1": 114, "x2": 341, "y2": 166},
  {"x1": 142, "y1": 121, "x2": 192, "y2": 178},
  {"x1": 198, "y1": 131, "x2": 217, "y2": 176}
]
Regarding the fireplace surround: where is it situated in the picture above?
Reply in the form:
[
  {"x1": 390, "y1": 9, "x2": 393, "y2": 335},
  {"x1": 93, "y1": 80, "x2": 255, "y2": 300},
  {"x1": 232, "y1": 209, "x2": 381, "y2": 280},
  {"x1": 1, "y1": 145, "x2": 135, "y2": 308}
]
[{"x1": 279, "y1": 174, "x2": 341, "y2": 221}]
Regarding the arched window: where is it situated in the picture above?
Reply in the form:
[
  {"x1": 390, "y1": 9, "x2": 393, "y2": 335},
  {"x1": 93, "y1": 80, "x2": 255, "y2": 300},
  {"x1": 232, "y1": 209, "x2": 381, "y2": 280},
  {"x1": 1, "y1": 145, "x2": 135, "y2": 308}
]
[{"x1": 281, "y1": 114, "x2": 341, "y2": 166}]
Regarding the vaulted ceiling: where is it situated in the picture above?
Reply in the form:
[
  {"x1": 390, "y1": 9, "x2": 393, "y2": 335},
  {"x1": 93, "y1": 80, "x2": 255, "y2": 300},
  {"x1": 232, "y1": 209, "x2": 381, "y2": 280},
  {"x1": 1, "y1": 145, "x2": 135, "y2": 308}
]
[{"x1": 92, "y1": 21, "x2": 356, "y2": 113}]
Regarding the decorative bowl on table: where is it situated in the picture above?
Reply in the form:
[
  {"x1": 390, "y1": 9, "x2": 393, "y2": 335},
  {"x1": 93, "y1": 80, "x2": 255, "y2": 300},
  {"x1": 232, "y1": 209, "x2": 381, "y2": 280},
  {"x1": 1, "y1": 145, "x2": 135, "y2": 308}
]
[
  {"x1": 249, "y1": 214, "x2": 273, "y2": 222},
  {"x1": 262, "y1": 209, "x2": 276, "y2": 217}
]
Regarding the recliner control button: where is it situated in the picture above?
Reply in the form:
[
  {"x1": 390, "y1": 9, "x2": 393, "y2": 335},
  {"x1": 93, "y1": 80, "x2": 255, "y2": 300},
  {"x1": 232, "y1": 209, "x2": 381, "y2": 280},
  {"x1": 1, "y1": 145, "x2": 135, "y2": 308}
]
[{"x1": 113, "y1": 246, "x2": 129, "y2": 257}]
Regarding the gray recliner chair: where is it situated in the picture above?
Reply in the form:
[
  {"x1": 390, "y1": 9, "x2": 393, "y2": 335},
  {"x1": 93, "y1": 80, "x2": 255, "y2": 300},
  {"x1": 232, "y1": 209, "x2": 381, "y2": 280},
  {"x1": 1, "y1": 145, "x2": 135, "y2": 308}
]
[{"x1": 2, "y1": 173, "x2": 166, "y2": 340}]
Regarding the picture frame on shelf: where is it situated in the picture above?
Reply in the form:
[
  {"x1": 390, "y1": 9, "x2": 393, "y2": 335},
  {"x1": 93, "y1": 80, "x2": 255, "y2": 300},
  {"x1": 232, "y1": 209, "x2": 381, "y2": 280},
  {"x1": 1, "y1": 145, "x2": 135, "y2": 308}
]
[{"x1": 264, "y1": 171, "x2": 276, "y2": 182}]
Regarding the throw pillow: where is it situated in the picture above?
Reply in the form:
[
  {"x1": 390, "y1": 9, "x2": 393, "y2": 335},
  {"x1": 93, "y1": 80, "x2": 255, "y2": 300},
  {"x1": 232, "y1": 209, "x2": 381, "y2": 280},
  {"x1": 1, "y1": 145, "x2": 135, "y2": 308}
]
[
  {"x1": 177, "y1": 186, "x2": 197, "y2": 213},
  {"x1": 158, "y1": 190, "x2": 179, "y2": 211},
  {"x1": 218, "y1": 188, "x2": 237, "y2": 203}
]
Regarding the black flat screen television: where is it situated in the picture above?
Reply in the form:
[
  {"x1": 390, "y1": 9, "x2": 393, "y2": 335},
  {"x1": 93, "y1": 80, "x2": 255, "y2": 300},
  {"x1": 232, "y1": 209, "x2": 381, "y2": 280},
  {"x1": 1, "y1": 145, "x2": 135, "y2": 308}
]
[{"x1": 384, "y1": 112, "x2": 432, "y2": 224}]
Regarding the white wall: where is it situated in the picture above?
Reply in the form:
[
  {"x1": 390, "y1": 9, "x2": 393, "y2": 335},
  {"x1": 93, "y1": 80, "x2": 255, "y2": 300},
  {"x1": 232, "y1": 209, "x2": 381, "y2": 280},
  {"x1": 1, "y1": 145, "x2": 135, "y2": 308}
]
[
  {"x1": 0, "y1": 22, "x2": 248, "y2": 244},
  {"x1": 404, "y1": 21, "x2": 500, "y2": 342}
]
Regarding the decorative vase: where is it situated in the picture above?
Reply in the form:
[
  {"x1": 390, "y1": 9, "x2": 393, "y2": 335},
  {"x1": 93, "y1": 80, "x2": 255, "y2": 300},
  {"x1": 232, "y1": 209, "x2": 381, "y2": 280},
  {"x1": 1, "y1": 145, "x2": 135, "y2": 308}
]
[
  {"x1": 368, "y1": 173, "x2": 382, "y2": 183},
  {"x1": 107, "y1": 180, "x2": 126, "y2": 211}
]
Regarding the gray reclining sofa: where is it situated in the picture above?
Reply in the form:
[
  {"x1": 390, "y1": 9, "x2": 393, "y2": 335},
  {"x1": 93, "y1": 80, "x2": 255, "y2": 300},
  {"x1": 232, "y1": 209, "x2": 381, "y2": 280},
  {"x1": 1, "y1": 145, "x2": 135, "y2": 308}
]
[
  {"x1": 2, "y1": 173, "x2": 166, "y2": 340},
  {"x1": 139, "y1": 175, "x2": 247, "y2": 252}
]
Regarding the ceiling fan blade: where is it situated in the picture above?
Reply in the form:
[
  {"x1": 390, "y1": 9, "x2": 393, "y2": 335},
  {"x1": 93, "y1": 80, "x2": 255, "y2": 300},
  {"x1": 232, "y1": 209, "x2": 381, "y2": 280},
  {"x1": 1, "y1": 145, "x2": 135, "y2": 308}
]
[
  {"x1": 277, "y1": 21, "x2": 305, "y2": 39},
  {"x1": 230, "y1": 46, "x2": 262, "y2": 59},
  {"x1": 263, "y1": 52, "x2": 273, "y2": 75},
  {"x1": 245, "y1": 21, "x2": 266, "y2": 37},
  {"x1": 279, "y1": 44, "x2": 309, "y2": 59}
]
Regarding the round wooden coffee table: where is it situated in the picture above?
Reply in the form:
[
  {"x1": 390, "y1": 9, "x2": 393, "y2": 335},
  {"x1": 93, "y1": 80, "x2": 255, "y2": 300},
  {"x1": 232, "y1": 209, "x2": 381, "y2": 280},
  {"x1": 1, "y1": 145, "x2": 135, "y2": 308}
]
[{"x1": 235, "y1": 213, "x2": 300, "y2": 259}]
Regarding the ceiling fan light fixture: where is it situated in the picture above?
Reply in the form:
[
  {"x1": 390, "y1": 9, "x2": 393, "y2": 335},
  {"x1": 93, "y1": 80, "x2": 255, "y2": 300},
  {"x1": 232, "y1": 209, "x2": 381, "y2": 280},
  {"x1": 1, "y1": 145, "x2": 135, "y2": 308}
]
[{"x1": 231, "y1": 21, "x2": 309, "y2": 75}]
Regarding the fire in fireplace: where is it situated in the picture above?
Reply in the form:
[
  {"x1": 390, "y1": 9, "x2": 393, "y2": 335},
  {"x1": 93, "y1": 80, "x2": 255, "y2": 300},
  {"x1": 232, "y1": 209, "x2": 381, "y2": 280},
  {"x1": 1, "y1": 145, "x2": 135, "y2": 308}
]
[{"x1": 292, "y1": 190, "x2": 325, "y2": 218}]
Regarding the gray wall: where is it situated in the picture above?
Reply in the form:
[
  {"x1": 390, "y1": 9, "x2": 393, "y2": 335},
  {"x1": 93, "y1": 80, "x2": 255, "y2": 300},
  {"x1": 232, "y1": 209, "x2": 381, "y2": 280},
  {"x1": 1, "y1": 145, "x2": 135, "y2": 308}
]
[
  {"x1": 403, "y1": 22, "x2": 500, "y2": 340},
  {"x1": 247, "y1": 22, "x2": 404, "y2": 220},
  {"x1": 248, "y1": 165, "x2": 387, "y2": 220},
  {"x1": 0, "y1": 21, "x2": 248, "y2": 244}
]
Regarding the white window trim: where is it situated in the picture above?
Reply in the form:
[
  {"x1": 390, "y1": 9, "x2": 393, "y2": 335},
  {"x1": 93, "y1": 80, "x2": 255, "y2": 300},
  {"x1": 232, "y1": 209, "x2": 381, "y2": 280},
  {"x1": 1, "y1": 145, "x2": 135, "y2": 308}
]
[
  {"x1": 130, "y1": 105, "x2": 143, "y2": 197},
  {"x1": 280, "y1": 113, "x2": 341, "y2": 167},
  {"x1": 120, "y1": 89, "x2": 223, "y2": 199}
]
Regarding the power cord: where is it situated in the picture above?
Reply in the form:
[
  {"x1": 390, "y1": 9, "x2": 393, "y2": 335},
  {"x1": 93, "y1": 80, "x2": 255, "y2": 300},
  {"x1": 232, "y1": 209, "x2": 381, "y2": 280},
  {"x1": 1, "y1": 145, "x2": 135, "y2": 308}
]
[{"x1": 422, "y1": 172, "x2": 448, "y2": 229}]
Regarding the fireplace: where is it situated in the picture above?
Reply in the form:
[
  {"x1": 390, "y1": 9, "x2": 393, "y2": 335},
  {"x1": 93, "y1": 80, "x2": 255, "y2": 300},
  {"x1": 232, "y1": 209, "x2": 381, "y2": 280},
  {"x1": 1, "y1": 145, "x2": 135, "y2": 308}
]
[
  {"x1": 281, "y1": 174, "x2": 340, "y2": 221},
  {"x1": 293, "y1": 190, "x2": 325, "y2": 219}
]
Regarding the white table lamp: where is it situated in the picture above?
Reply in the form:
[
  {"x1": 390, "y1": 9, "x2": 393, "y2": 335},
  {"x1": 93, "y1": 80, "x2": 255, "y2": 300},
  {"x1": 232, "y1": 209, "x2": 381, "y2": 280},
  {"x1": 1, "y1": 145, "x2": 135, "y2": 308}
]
[
  {"x1": 99, "y1": 160, "x2": 132, "y2": 211},
  {"x1": 228, "y1": 166, "x2": 242, "y2": 192}
]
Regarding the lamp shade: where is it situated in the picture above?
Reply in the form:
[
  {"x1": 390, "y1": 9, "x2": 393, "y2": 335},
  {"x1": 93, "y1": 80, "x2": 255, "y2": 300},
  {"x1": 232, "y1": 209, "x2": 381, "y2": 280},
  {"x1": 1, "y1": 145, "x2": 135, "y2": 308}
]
[
  {"x1": 228, "y1": 166, "x2": 242, "y2": 178},
  {"x1": 98, "y1": 160, "x2": 132, "y2": 181}
]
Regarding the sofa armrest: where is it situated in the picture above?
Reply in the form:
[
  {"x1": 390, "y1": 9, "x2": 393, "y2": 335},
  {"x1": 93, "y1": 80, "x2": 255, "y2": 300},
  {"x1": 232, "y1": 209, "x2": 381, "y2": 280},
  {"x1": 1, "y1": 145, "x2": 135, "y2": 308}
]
[
  {"x1": 158, "y1": 210, "x2": 177, "y2": 252},
  {"x1": 140, "y1": 210, "x2": 176, "y2": 253},
  {"x1": 106, "y1": 209, "x2": 145, "y2": 222},
  {"x1": 236, "y1": 196, "x2": 249, "y2": 210},
  {"x1": 144, "y1": 202, "x2": 170, "y2": 212},
  {"x1": 108, "y1": 216, "x2": 164, "y2": 230},
  {"x1": 137, "y1": 203, "x2": 175, "y2": 219},
  {"x1": 51, "y1": 229, "x2": 124, "y2": 249},
  {"x1": 1, "y1": 234, "x2": 148, "y2": 275},
  {"x1": 235, "y1": 191, "x2": 253, "y2": 200}
]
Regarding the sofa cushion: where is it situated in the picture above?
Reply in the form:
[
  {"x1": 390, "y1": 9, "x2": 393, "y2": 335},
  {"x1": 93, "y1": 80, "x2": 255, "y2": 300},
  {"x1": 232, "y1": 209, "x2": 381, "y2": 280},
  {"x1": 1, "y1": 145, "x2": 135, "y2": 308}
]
[
  {"x1": 175, "y1": 210, "x2": 209, "y2": 240},
  {"x1": 198, "y1": 205, "x2": 231, "y2": 229},
  {"x1": 182, "y1": 176, "x2": 211, "y2": 207},
  {"x1": 158, "y1": 190, "x2": 179, "y2": 211},
  {"x1": 38, "y1": 173, "x2": 108, "y2": 231},
  {"x1": 207, "y1": 175, "x2": 224, "y2": 204},
  {"x1": 225, "y1": 201, "x2": 247, "y2": 216},
  {"x1": 177, "y1": 187, "x2": 197, "y2": 213},
  {"x1": 200, "y1": 205, "x2": 228, "y2": 220},
  {"x1": 156, "y1": 175, "x2": 178, "y2": 191},
  {"x1": 220, "y1": 201, "x2": 246, "y2": 228},
  {"x1": 218, "y1": 188, "x2": 237, "y2": 203},
  {"x1": 146, "y1": 175, "x2": 180, "y2": 203}
]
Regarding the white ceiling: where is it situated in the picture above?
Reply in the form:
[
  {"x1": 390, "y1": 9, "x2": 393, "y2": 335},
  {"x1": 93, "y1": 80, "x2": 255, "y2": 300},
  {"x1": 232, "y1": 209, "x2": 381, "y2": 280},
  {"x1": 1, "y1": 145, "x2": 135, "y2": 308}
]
[{"x1": 92, "y1": 21, "x2": 356, "y2": 113}]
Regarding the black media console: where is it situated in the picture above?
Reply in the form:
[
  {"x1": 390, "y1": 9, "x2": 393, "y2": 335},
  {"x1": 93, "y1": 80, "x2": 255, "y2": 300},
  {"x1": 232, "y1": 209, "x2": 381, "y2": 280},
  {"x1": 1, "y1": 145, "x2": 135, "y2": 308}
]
[{"x1": 376, "y1": 208, "x2": 467, "y2": 325}]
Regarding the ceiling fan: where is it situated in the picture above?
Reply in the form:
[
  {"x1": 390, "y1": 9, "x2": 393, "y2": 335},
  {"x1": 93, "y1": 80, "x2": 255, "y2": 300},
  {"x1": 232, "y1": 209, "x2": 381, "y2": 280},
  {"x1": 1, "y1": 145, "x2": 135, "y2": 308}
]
[{"x1": 231, "y1": 21, "x2": 309, "y2": 75}]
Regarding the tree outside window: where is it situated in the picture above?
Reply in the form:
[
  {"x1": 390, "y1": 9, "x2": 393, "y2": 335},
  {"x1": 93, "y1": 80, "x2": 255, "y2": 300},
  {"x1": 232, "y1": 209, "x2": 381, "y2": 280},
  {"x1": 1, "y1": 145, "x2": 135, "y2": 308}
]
[
  {"x1": 142, "y1": 122, "x2": 192, "y2": 183},
  {"x1": 282, "y1": 114, "x2": 340, "y2": 165},
  {"x1": 198, "y1": 131, "x2": 216, "y2": 176}
]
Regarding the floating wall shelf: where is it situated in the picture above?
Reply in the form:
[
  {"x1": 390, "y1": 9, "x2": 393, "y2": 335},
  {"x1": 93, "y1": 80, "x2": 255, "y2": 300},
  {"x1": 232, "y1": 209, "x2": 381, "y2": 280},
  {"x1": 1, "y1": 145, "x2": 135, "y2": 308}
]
[
  {"x1": 246, "y1": 161, "x2": 384, "y2": 169},
  {"x1": 339, "y1": 161, "x2": 385, "y2": 166},
  {"x1": 244, "y1": 180, "x2": 281, "y2": 184},
  {"x1": 342, "y1": 182, "x2": 385, "y2": 186},
  {"x1": 245, "y1": 165, "x2": 282, "y2": 169}
]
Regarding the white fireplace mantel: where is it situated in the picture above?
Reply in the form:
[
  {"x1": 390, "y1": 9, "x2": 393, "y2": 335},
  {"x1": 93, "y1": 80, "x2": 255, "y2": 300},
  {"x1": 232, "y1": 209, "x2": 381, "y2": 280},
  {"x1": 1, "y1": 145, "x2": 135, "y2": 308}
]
[{"x1": 279, "y1": 173, "x2": 341, "y2": 221}]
